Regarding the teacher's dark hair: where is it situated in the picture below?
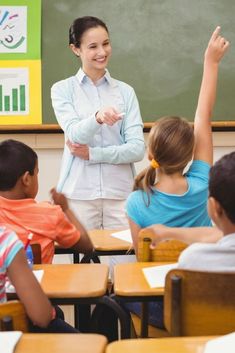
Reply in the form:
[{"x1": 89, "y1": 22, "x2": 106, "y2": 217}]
[{"x1": 69, "y1": 16, "x2": 109, "y2": 48}]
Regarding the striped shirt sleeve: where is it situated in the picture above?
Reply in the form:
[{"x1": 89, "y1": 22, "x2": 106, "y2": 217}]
[{"x1": 0, "y1": 227, "x2": 23, "y2": 270}]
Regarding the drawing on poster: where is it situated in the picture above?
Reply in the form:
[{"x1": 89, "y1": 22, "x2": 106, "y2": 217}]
[{"x1": 0, "y1": 6, "x2": 27, "y2": 53}]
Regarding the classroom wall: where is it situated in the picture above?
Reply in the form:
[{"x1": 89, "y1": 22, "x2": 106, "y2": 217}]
[{"x1": 0, "y1": 132, "x2": 234, "y2": 202}]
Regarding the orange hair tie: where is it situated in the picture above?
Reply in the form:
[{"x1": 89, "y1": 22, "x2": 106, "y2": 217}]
[{"x1": 150, "y1": 159, "x2": 159, "y2": 169}]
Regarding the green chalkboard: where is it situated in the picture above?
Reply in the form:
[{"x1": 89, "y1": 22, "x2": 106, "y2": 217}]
[{"x1": 42, "y1": 0, "x2": 235, "y2": 124}]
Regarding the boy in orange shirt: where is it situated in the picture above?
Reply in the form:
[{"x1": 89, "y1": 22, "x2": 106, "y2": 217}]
[{"x1": 0, "y1": 139, "x2": 93, "y2": 263}]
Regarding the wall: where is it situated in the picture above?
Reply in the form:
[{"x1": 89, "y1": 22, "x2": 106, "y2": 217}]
[{"x1": 0, "y1": 132, "x2": 234, "y2": 202}]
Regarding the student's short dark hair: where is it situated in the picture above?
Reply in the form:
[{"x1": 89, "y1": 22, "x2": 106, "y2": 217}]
[
  {"x1": 209, "y1": 151, "x2": 235, "y2": 223},
  {"x1": 69, "y1": 16, "x2": 108, "y2": 47},
  {"x1": 0, "y1": 139, "x2": 38, "y2": 191}
]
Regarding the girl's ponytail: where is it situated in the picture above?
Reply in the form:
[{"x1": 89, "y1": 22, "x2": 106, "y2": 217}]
[{"x1": 133, "y1": 167, "x2": 157, "y2": 206}]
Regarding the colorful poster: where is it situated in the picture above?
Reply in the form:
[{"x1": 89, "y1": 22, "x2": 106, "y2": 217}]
[
  {"x1": 0, "y1": 6, "x2": 27, "y2": 53},
  {"x1": 0, "y1": 60, "x2": 41, "y2": 125},
  {"x1": 0, "y1": 67, "x2": 29, "y2": 115},
  {"x1": 0, "y1": 0, "x2": 41, "y2": 125},
  {"x1": 0, "y1": 0, "x2": 41, "y2": 60}
]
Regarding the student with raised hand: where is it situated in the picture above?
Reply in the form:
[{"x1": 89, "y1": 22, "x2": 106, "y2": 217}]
[
  {"x1": 0, "y1": 139, "x2": 93, "y2": 264},
  {"x1": 123, "y1": 27, "x2": 229, "y2": 329},
  {"x1": 126, "y1": 134, "x2": 235, "y2": 333},
  {"x1": 126, "y1": 26, "x2": 229, "y2": 256},
  {"x1": 51, "y1": 16, "x2": 145, "y2": 230},
  {"x1": 0, "y1": 226, "x2": 78, "y2": 332}
]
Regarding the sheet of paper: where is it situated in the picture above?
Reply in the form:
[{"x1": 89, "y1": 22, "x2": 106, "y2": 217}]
[
  {"x1": 142, "y1": 263, "x2": 178, "y2": 288},
  {"x1": 33, "y1": 269, "x2": 44, "y2": 283},
  {"x1": 6, "y1": 269, "x2": 44, "y2": 293},
  {"x1": 0, "y1": 331, "x2": 22, "y2": 353},
  {"x1": 111, "y1": 229, "x2": 133, "y2": 244},
  {"x1": 203, "y1": 332, "x2": 235, "y2": 353}
]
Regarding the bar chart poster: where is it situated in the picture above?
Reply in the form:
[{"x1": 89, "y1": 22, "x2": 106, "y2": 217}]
[
  {"x1": 0, "y1": 67, "x2": 29, "y2": 115},
  {"x1": 0, "y1": 60, "x2": 41, "y2": 125}
]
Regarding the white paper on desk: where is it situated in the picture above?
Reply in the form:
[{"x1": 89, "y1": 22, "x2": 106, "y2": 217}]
[
  {"x1": 33, "y1": 269, "x2": 44, "y2": 283},
  {"x1": 203, "y1": 332, "x2": 235, "y2": 353},
  {"x1": 142, "y1": 263, "x2": 178, "y2": 288},
  {"x1": 111, "y1": 229, "x2": 133, "y2": 244},
  {"x1": 0, "y1": 331, "x2": 22, "y2": 353},
  {"x1": 6, "y1": 270, "x2": 44, "y2": 293}
]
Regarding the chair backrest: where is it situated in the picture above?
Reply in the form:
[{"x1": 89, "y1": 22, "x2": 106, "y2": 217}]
[
  {"x1": 138, "y1": 229, "x2": 187, "y2": 262},
  {"x1": 0, "y1": 300, "x2": 29, "y2": 332},
  {"x1": 31, "y1": 243, "x2": 42, "y2": 264},
  {"x1": 164, "y1": 269, "x2": 235, "y2": 336}
]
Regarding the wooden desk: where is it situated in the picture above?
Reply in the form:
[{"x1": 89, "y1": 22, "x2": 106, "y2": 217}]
[
  {"x1": 114, "y1": 262, "x2": 166, "y2": 297},
  {"x1": 54, "y1": 229, "x2": 134, "y2": 264},
  {"x1": 8, "y1": 263, "x2": 129, "y2": 337},
  {"x1": 33, "y1": 263, "x2": 109, "y2": 331},
  {"x1": 15, "y1": 333, "x2": 107, "y2": 353},
  {"x1": 113, "y1": 262, "x2": 170, "y2": 338},
  {"x1": 88, "y1": 229, "x2": 134, "y2": 256},
  {"x1": 106, "y1": 336, "x2": 216, "y2": 353},
  {"x1": 7, "y1": 264, "x2": 108, "y2": 302},
  {"x1": 34, "y1": 264, "x2": 109, "y2": 299}
]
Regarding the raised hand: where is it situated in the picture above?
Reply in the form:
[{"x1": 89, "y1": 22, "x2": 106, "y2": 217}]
[
  {"x1": 205, "y1": 26, "x2": 230, "y2": 64},
  {"x1": 50, "y1": 187, "x2": 69, "y2": 212},
  {"x1": 193, "y1": 26, "x2": 230, "y2": 165}
]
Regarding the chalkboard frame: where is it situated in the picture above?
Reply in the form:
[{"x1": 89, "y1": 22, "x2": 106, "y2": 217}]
[{"x1": 0, "y1": 122, "x2": 235, "y2": 133}]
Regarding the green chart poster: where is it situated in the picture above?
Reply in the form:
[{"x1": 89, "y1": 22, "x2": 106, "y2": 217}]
[{"x1": 0, "y1": 0, "x2": 42, "y2": 125}]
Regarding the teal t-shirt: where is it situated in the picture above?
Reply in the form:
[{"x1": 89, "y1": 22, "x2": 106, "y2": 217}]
[{"x1": 126, "y1": 160, "x2": 212, "y2": 228}]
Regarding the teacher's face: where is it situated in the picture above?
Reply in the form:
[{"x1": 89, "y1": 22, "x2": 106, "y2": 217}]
[{"x1": 74, "y1": 26, "x2": 112, "y2": 77}]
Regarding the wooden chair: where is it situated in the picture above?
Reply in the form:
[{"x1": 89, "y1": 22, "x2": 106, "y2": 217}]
[
  {"x1": 164, "y1": 269, "x2": 235, "y2": 336},
  {"x1": 130, "y1": 312, "x2": 171, "y2": 338},
  {"x1": 0, "y1": 300, "x2": 29, "y2": 332},
  {"x1": 31, "y1": 243, "x2": 42, "y2": 264},
  {"x1": 130, "y1": 230, "x2": 188, "y2": 338},
  {"x1": 138, "y1": 229, "x2": 188, "y2": 262}
]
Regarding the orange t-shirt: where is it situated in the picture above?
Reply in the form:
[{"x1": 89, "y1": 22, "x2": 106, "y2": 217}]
[{"x1": 0, "y1": 196, "x2": 80, "y2": 263}]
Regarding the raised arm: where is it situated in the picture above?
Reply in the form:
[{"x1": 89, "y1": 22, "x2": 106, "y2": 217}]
[
  {"x1": 194, "y1": 27, "x2": 229, "y2": 165},
  {"x1": 50, "y1": 188, "x2": 94, "y2": 254}
]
